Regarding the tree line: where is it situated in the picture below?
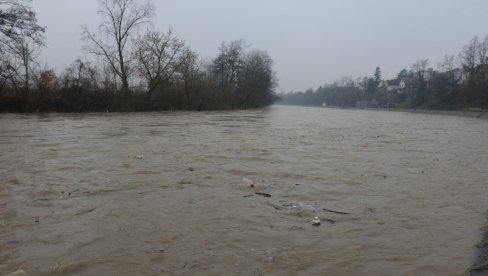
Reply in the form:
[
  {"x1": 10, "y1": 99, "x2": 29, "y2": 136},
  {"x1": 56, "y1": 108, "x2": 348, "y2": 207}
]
[
  {"x1": 280, "y1": 36, "x2": 488, "y2": 110},
  {"x1": 0, "y1": 0, "x2": 278, "y2": 112}
]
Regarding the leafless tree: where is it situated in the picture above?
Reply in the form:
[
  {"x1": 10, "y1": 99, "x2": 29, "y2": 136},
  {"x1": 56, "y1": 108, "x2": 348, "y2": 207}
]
[
  {"x1": 34, "y1": 68, "x2": 59, "y2": 91},
  {"x1": 61, "y1": 59, "x2": 100, "y2": 90},
  {"x1": 438, "y1": 55, "x2": 456, "y2": 72},
  {"x1": 477, "y1": 36, "x2": 488, "y2": 67},
  {"x1": 0, "y1": 0, "x2": 45, "y2": 49},
  {"x1": 458, "y1": 35, "x2": 488, "y2": 83},
  {"x1": 210, "y1": 40, "x2": 247, "y2": 98},
  {"x1": 82, "y1": 0, "x2": 154, "y2": 93},
  {"x1": 236, "y1": 50, "x2": 276, "y2": 107},
  {"x1": 4, "y1": 26, "x2": 41, "y2": 93},
  {"x1": 178, "y1": 48, "x2": 201, "y2": 109},
  {"x1": 460, "y1": 36, "x2": 479, "y2": 78},
  {"x1": 1, "y1": 0, "x2": 44, "y2": 94},
  {"x1": 0, "y1": 51, "x2": 18, "y2": 93},
  {"x1": 133, "y1": 29, "x2": 185, "y2": 96},
  {"x1": 437, "y1": 54, "x2": 462, "y2": 87},
  {"x1": 411, "y1": 59, "x2": 429, "y2": 79},
  {"x1": 333, "y1": 76, "x2": 356, "y2": 88}
]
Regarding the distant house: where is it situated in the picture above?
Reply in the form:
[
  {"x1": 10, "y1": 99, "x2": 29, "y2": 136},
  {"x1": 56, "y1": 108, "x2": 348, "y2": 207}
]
[
  {"x1": 386, "y1": 79, "x2": 406, "y2": 93},
  {"x1": 452, "y1": 69, "x2": 469, "y2": 85}
]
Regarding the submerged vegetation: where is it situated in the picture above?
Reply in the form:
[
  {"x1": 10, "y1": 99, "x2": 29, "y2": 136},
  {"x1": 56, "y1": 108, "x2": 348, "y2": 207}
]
[
  {"x1": 280, "y1": 37, "x2": 488, "y2": 110},
  {"x1": 0, "y1": 0, "x2": 278, "y2": 112}
]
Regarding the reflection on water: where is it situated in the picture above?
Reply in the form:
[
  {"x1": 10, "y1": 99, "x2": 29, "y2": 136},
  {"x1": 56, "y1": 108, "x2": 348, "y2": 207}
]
[{"x1": 0, "y1": 106, "x2": 487, "y2": 275}]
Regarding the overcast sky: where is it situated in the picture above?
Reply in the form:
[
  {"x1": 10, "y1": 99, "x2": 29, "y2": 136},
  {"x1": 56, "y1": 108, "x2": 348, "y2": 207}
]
[{"x1": 32, "y1": 0, "x2": 488, "y2": 92}]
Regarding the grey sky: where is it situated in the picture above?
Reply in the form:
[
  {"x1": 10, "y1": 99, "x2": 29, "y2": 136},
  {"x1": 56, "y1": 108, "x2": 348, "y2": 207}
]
[{"x1": 32, "y1": 0, "x2": 488, "y2": 92}]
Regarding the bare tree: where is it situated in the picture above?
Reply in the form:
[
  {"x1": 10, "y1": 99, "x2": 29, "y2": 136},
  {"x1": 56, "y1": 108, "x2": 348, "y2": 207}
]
[
  {"x1": 33, "y1": 68, "x2": 60, "y2": 103},
  {"x1": 61, "y1": 59, "x2": 100, "y2": 90},
  {"x1": 333, "y1": 76, "x2": 356, "y2": 88},
  {"x1": 409, "y1": 59, "x2": 429, "y2": 106},
  {"x1": 1, "y1": 0, "x2": 44, "y2": 94},
  {"x1": 478, "y1": 36, "x2": 488, "y2": 67},
  {"x1": 178, "y1": 48, "x2": 201, "y2": 109},
  {"x1": 236, "y1": 50, "x2": 276, "y2": 107},
  {"x1": 18, "y1": 29, "x2": 39, "y2": 91},
  {"x1": 0, "y1": 51, "x2": 18, "y2": 93},
  {"x1": 210, "y1": 40, "x2": 247, "y2": 98},
  {"x1": 0, "y1": 0, "x2": 45, "y2": 49},
  {"x1": 438, "y1": 54, "x2": 456, "y2": 72},
  {"x1": 3, "y1": 26, "x2": 42, "y2": 93},
  {"x1": 133, "y1": 29, "x2": 185, "y2": 96},
  {"x1": 411, "y1": 59, "x2": 429, "y2": 80},
  {"x1": 460, "y1": 36, "x2": 479, "y2": 79},
  {"x1": 82, "y1": 0, "x2": 154, "y2": 93},
  {"x1": 437, "y1": 54, "x2": 461, "y2": 87}
]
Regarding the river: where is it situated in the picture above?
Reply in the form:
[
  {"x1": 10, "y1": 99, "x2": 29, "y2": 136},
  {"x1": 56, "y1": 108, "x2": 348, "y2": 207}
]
[{"x1": 1, "y1": 106, "x2": 487, "y2": 275}]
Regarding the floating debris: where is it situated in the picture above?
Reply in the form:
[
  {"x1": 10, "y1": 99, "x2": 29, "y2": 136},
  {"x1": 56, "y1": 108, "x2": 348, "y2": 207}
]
[
  {"x1": 242, "y1": 177, "x2": 255, "y2": 188},
  {"x1": 255, "y1": 192, "x2": 272, "y2": 198},
  {"x1": 323, "y1": 208, "x2": 350, "y2": 215},
  {"x1": 311, "y1": 217, "x2": 321, "y2": 226},
  {"x1": 68, "y1": 189, "x2": 80, "y2": 196},
  {"x1": 322, "y1": 218, "x2": 336, "y2": 224}
]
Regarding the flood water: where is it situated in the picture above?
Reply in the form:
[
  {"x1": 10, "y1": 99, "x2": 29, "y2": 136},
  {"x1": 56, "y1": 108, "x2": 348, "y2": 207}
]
[{"x1": 1, "y1": 105, "x2": 487, "y2": 275}]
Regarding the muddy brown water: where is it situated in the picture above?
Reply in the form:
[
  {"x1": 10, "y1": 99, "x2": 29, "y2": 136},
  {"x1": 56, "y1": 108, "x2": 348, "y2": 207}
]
[{"x1": 1, "y1": 106, "x2": 487, "y2": 275}]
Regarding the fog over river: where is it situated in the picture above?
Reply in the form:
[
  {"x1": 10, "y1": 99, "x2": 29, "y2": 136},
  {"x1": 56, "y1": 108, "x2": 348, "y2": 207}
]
[{"x1": 1, "y1": 106, "x2": 487, "y2": 275}]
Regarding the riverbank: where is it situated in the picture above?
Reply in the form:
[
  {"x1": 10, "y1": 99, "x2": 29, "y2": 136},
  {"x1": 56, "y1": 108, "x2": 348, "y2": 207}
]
[
  {"x1": 472, "y1": 213, "x2": 488, "y2": 275},
  {"x1": 279, "y1": 104, "x2": 488, "y2": 119},
  {"x1": 370, "y1": 107, "x2": 488, "y2": 119},
  {"x1": 335, "y1": 105, "x2": 488, "y2": 119}
]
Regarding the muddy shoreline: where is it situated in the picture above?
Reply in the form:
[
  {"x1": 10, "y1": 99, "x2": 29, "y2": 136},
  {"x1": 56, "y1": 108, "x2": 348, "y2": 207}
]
[
  {"x1": 325, "y1": 106, "x2": 488, "y2": 119},
  {"x1": 365, "y1": 108, "x2": 488, "y2": 119},
  {"x1": 278, "y1": 104, "x2": 488, "y2": 119},
  {"x1": 472, "y1": 214, "x2": 488, "y2": 275}
]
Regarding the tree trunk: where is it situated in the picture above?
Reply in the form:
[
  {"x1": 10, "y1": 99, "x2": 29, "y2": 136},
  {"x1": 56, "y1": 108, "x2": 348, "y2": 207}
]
[
  {"x1": 24, "y1": 65, "x2": 29, "y2": 93},
  {"x1": 184, "y1": 80, "x2": 192, "y2": 110},
  {"x1": 118, "y1": 44, "x2": 129, "y2": 94},
  {"x1": 121, "y1": 75, "x2": 129, "y2": 93}
]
